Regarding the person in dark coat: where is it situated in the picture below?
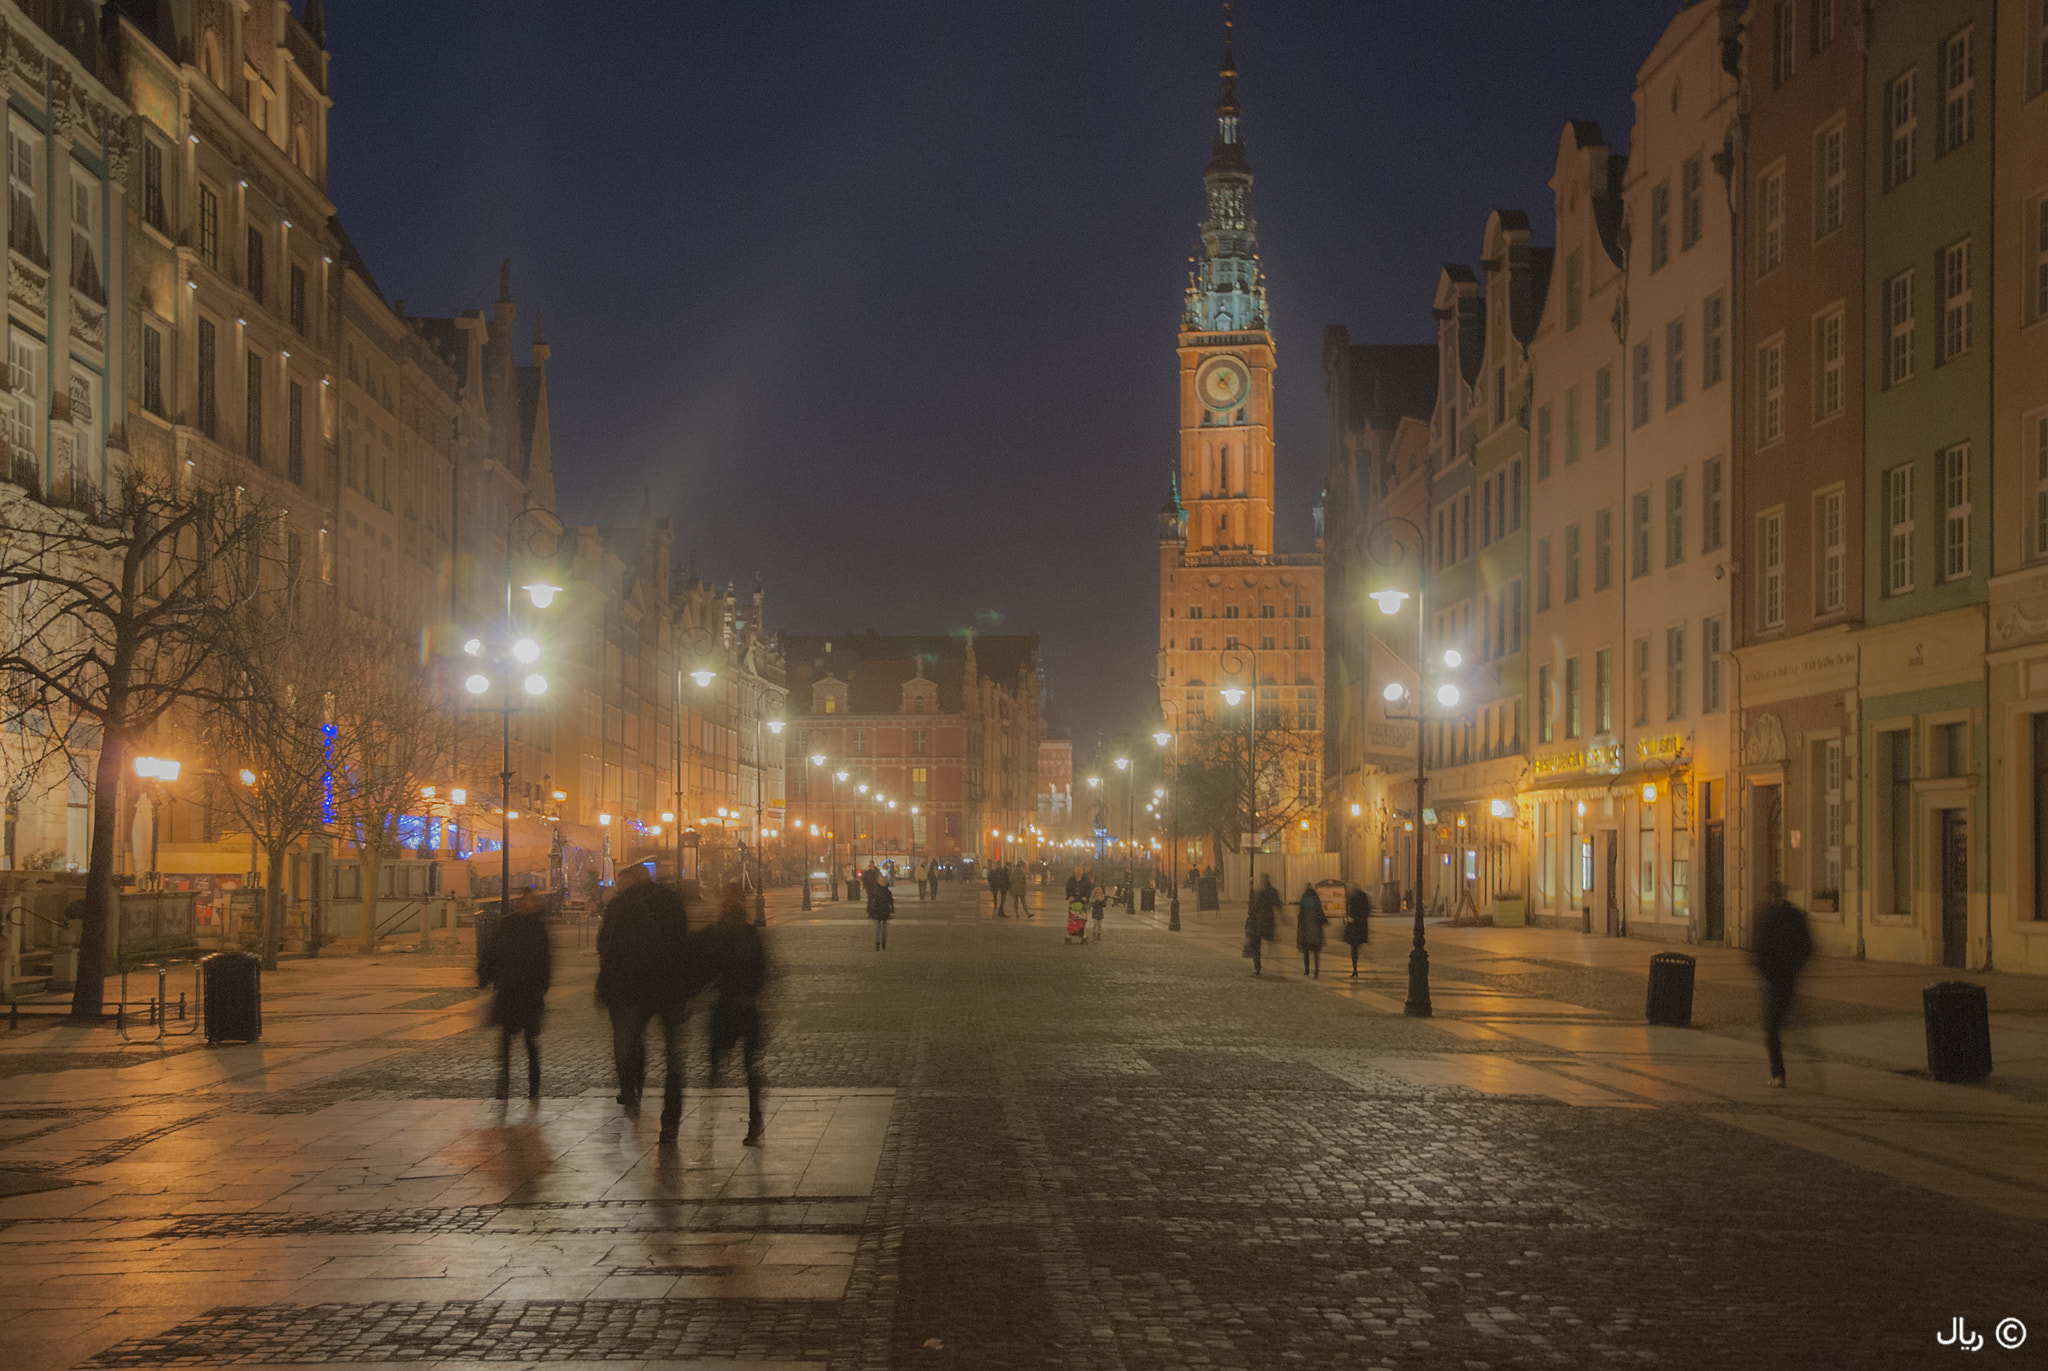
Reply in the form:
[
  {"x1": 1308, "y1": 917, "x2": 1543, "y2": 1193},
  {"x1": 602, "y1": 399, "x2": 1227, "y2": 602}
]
[
  {"x1": 1065, "y1": 872, "x2": 1080, "y2": 902},
  {"x1": 478, "y1": 891, "x2": 553, "y2": 1100},
  {"x1": 1245, "y1": 874, "x2": 1280, "y2": 976},
  {"x1": 1296, "y1": 884, "x2": 1328, "y2": 978},
  {"x1": 1752, "y1": 883, "x2": 1813, "y2": 1087},
  {"x1": 868, "y1": 875, "x2": 895, "y2": 949},
  {"x1": 1342, "y1": 885, "x2": 1373, "y2": 979},
  {"x1": 696, "y1": 883, "x2": 770, "y2": 1146},
  {"x1": 861, "y1": 863, "x2": 883, "y2": 902},
  {"x1": 597, "y1": 862, "x2": 695, "y2": 1143}
]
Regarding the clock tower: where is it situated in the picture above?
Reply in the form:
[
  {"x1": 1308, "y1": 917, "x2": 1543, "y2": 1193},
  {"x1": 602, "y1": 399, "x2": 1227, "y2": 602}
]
[
  {"x1": 1175, "y1": 29, "x2": 1275, "y2": 558},
  {"x1": 1157, "y1": 17, "x2": 1325, "y2": 856}
]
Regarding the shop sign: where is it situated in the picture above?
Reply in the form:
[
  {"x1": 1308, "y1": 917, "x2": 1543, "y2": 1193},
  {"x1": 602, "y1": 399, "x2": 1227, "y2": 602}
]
[
  {"x1": 1532, "y1": 750, "x2": 1583, "y2": 779},
  {"x1": 1637, "y1": 733, "x2": 1685, "y2": 760},
  {"x1": 1586, "y1": 742, "x2": 1623, "y2": 774}
]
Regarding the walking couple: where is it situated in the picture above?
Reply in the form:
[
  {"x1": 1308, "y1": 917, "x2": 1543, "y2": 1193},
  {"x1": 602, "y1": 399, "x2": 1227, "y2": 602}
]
[{"x1": 594, "y1": 864, "x2": 770, "y2": 1147}]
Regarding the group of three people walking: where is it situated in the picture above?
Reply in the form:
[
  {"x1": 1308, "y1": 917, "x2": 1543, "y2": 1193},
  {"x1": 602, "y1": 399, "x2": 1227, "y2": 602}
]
[
  {"x1": 475, "y1": 863, "x2": 770, "y2": 1148},
  {"x1": 1244, "y1": 874, "x2": 1373, "y2": 978}
]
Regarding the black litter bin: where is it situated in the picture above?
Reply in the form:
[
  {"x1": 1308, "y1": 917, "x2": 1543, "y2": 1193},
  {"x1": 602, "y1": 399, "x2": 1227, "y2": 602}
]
[
  {"x1": 1197, "y1": 876, "x2": 1220, "y2": 912},
  {"x1": 1140, "y1": 887, "x2": 1156, "y2": 912},
  {"x1": 1923, "y1": 981, "x2": 1992, "y2": 1082},
  {"x1": 201, "y1": 951, "x2": 262, "y2": 1043},
  {"x1": 1645, "y1": 951, "x2": 1696, "y2": 1027}
]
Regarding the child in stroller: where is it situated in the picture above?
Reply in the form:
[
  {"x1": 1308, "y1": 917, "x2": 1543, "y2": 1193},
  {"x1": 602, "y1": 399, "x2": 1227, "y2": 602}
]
[{"x1": 1064, "y1": 894, "x2": 1089, "y2": 944}]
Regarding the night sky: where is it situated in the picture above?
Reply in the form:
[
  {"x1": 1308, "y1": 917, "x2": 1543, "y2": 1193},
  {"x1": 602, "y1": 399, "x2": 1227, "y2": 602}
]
[{"x1": 323, "y1": 1, "x2": 1678, "y2": 746}]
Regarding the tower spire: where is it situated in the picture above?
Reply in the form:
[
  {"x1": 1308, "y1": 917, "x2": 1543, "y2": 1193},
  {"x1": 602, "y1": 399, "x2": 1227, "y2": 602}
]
[{"x1": 1186, "y1": 2, "x2": 1263, "y2": 333}]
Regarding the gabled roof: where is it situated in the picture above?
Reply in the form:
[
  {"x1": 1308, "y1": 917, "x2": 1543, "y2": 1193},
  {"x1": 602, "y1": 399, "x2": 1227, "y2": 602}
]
[{"x1": 1511, "y1": 248, "x2": 1555, "y2": 346}]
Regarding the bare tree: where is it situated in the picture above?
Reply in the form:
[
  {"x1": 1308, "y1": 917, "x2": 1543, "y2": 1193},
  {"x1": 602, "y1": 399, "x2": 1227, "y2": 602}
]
[
  {"x1": 206, "y1": 599, "x2": 343, "y2": 970},
  {"x1": 328, "y1": 625, "x2": 455, "y2": 952},
  {"x1": 1171, "y1": 720, "x2": 1322, "y2": 863},
  {"x1": 0, "y1": 473, "x2": 267, "y2": 1018}
]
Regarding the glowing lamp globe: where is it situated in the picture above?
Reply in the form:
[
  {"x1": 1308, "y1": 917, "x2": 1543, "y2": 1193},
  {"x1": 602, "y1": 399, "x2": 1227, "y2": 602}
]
[{"x1": 1369, "y1": 588, "x2": 1409, "y2": 615}]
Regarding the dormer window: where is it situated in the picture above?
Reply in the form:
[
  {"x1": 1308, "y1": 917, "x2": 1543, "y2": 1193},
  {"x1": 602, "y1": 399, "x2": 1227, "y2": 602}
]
[
  {"x1": 813, "y1": 675, "x2": 847, "y2": 716},
  {"x1": 1220, "y1": 116, "x2": 1237, "y2": 142}
]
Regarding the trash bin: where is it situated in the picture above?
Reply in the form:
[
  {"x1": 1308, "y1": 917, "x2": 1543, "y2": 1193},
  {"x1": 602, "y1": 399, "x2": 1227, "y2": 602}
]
[
  {"x1": 1923, "y1": 981, "x2": 1992, "y2": 1083},
  {"x1": 1645, "y1": 951, "x2": 1696, "y2": 1027},
  {"x1": 201, "y1": 951, "x2": 262, "y2": 1044},
  {"x1": 1140, "y1": 887, "x2": 1155, "y2": 912},
  {"x1": 1197, "y1": 876, "x2": 1220, "y2": 911}
]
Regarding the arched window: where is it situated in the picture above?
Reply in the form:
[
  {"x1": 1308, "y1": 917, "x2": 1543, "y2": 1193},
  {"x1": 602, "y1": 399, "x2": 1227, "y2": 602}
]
[{"x1": 200, "y1": 31, "x2": 224, "y2": 87}]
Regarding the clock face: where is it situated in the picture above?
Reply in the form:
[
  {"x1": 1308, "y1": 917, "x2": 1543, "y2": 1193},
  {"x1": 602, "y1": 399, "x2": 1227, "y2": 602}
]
[{"x1": 1196, "y1": 356, "x2": 1251, "y2": 412}]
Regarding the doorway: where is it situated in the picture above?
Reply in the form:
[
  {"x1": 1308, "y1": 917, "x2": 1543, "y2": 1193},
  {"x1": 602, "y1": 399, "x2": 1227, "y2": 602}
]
[
  {"x1": 1750, "y1": 783, "x2": 1783, "y2": 910},
  {"x1": 1603, "y1": 831, "x2": 1620, "y2": 936},
  {"x1": 1703, "y1": 820, "x2": 1726, "y2": 941},
  {"x1": 1939, "y1": 809, "x2": 1968, "y2": 968}
]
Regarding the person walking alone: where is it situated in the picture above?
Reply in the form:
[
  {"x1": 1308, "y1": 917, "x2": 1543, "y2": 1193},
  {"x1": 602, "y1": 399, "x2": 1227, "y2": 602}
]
[
  {"x1": 597, "y1": 862, "x2": 695, "y2": 1145},
  {"x1": 1246, "y1": 874, "x2": 1279, "y2": 977},
  {"x1": 1296, "y1": 883, "x2": 1327, "y2": 978},
  {"x1": 1342, "y1": 884, "x2": 1372, "y2": 979},
  {"x1": 868, "y1": 873, "x2": 895, "y2": 949},
  {"x1": 478, "y1": 890, "x2": 552, "y2": 1100},
  {"x1": 697, "y1": 883, "x2": 770, "y2": 1146},
  {"x1": 1752, "y1": 882, "x2": 1813, "y2": 1088}
]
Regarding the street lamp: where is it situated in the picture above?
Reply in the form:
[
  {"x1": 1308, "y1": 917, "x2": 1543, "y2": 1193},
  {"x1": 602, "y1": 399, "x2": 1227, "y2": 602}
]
[
  {"x1": 833, "y1": 769, "x2": 849, "y2": 899},
  {"x1": 1155, "y1": 708, "x2": 1183, "y2": 930},
  {"x1": 803, "y1": 753, "x2": 826, "y2": 911},
  {"x1": 1114, "y1": 756, "x2": 1134, "y2": 906},
  {"x1": 132, "y1": 755, "x2": 181, "y2": 892},
  {"x1": 1219, "y1": 646, "x2": 1263, "y2": 909},
  {"x1": 1368, "y1": 503, "x2": 1458, "y2": 1018},
  {"x1": 473, "y1": 502, "x2": 564, "y2": 928}
]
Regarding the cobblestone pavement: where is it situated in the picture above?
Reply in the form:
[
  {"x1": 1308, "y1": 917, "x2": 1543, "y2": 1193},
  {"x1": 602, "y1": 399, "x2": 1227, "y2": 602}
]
[{"x1": 2, "y1": 883, "x2": 2044, "y2": 1370}]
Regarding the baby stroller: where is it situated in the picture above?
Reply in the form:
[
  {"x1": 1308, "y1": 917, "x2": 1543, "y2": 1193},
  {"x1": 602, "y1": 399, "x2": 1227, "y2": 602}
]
[{"x1": 1064, "y1": 903, "x2": 1089, "y2": 944}]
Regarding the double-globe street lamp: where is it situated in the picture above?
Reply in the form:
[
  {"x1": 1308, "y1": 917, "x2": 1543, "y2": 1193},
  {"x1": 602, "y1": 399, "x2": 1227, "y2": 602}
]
[
  {"x1": 462, "y1": 503, "x2": 563, "y2": 928},
  {"x1": 1364, "y1": 509, "x2": 1467, "y2": 1020}
]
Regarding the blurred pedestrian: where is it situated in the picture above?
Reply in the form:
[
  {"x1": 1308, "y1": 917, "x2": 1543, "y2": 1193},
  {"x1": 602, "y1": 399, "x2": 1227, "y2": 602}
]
[
  {"x1": 1342, "y1": 884, "x2": 1373, "y2": 979},
  {"x1": 868, "y1": 875, "x2": 895, "y2": 949},
  {"x1": 597, "y1": 862, "x2": 695, "y2": 1144},
  {"x1": 1296, "y1": 883, "x2": 1327, "y2": 978},
  {"x1": 478, "y1": 890, "x2": 552, "y2": 1100},
  {"x1": 1245, "y1": 874, "x2": 1279, "y2": 977},
  {"x1": 1752, "y1": 882, "x2": 1813, "y2": 1088},
  {"x1": 1089, "y1": 880, "x2": 1108, "y2": 940},
  {"x1": 1065, "y1": 872, "x2": 1080, "y2": 902},
  {"x1": 698, "y1": 883, "x2": 769, "y2": 1146}
]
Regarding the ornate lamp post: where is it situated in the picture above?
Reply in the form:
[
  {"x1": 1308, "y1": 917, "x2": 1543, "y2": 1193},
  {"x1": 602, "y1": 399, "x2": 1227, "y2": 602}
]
[
  {"x1": 1366, "y1": 507, "x2": 1463, "y2": 1019},
  {"x1": 462, "y1": 503, "x2": 562, "y2": 927}
]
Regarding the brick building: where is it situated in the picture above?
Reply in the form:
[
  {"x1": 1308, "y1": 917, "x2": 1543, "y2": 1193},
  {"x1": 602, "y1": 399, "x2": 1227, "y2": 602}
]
[{"x1": 783, "y1": 634, "x2": 1039, "y2": 869}]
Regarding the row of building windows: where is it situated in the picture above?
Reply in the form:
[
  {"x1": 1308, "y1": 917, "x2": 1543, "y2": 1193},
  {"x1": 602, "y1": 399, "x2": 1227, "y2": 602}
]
[
  {"x1": 1432, "y1": 460, "x2": 1525, "y2": 571},
  {"x1": 1535, "y1": 457, "x2": 1726, "y2": 614},
  {"x1": 1179, "y1": 634, "x2": 1314, "y2": 653},
  {"x1": 1181, "y1": 602, "x2": 1314, "y2": 619},
  {"x1": 1534, "y1": 618, "x2": 1725, "y2": 745}
]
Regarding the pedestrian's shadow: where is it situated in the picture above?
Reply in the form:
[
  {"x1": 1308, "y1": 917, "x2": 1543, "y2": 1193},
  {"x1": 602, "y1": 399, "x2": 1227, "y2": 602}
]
[{"x1": 485, "y1": 1106, "x2": 552, "y2": 1204}]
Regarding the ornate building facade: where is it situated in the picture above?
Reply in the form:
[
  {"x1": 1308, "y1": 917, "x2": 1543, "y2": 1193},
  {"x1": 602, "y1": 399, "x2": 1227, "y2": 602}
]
[{"x1": 1156, "y1": 33, "x2": 1324, "y2": 866}]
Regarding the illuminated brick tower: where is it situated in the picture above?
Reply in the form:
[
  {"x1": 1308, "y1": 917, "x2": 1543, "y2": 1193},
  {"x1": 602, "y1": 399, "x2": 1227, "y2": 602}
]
[{"x1": 1157, "y1": 19, "x2": 1324, "y2": 854}]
